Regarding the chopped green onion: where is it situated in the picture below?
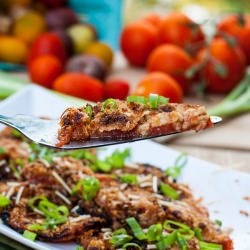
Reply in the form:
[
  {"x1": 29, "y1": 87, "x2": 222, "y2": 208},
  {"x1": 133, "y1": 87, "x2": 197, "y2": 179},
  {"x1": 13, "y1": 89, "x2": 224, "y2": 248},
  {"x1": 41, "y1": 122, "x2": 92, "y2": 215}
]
[
  {"x1": 11, "y1": 129, "x2": 22, "y2": 138},
  {"x1": 113, "y1": 228, "x2": 128, "y2": 235},
  {"x1": 215, "y1": 220, "x2": 222, "y2": 227},
  {"x1": 165, "y1": 153, "x2": 188, "y2": 179},
  {"x1": 105, "y1": 148, "x2": 131, "y2": 169},
  {"x1": 158, "y1": 96, "x2": 169, "y2": 105},
  {"x1": 194, "y1": 227, "x2": 203, "y2": 241},
  {"x1": 96, "y1": 160, "x2": 112, "y2": 172},
  {"x1": 110, "y1": 234, "x2": 133, "y2": 247},
  {"x1": 76, "y1": 246, "x2": 83, "y2": 250},
  {"x1": 176, "y1": 232, "x2": 188, "y2": 250},
  {"x1": 120, "y1": 174, "x2": 138, "y2": 185},
  {"x1": 126, "y1": 217, "x2": 147, "y2": 240},
  {"x1": 85, "y1": 105, "x2": 93, "y2": 118},
  {"x1": 0, "y1": 195, "x2": 10, "y2": 207},
  {"x1": 127, "y1": 96, "x2": 147, "y2": 104},
  {"x1": 102, "y1": 98, "x2": 117, "y2": 111},
  {"x1": 156, "y1": 231, "x2": 177, "y2": 250},
  {"x1": 28, "y1": 224, "x2": 47, "y2": 231},
  {"x1": 163, "y1": 220, "x2": 190, "y2": 232},
  {"x1": 199, "y1": 241, "x2": 223, "y2": 250},
  {"x1": 147, "y1": 223, "x2": 162, "y2": 242},
  {"x1": 122, "y1": 242, "x2": 142, "y2": 249},
  {"x1": 0, "y1": 147, "x2": 5, "y2": 154},
  {"x1": 149, "y1": 94, "x2": 159, "y2": 108},
  {"x1": 23, "y1": 230, "x2": 37, "y2": 241},
  {"x1": 160, "y1": 183, "x2": 179, "y2": 200},
  {"x1": 72, "y1": 177, "x2": 100, "y2": 201}
]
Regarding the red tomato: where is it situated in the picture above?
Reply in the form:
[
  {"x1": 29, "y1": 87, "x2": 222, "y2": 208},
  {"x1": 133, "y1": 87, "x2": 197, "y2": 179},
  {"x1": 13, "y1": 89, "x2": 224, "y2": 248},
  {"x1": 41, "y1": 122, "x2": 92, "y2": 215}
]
[
  {"x1": 141, "y1": 13, "x2": 163, "y2": 28},
  {"x1": 27, "y1": 32, "x2": 67, "y2": 68},
  {"x1": 120, "y1": 22, "x2": 158, "y2": 67},
  {"x1": 147, "y1": 44, "x2": 193, "y2": 94},
  {"x1": 196, "y1": 38, "x2": 246, "y2": 93},
  {"x1": 158, "y1": 12, "x2": 205, "y2": 54},
  {"x1": 29, "y1": 55, "x2": 63, "y2": 89},
  {"x1": 53, "y1": 73, "x2": 103, "y2": 102},
  {"x1": 217, "y1": 14, "x2": 250, "y2": 64},
  {"x1": 104, "y1": 79, "x2": 130, "y2": 100},
  {"x1": 133, "y1": 72, "x2": 183, "y2": 103}
]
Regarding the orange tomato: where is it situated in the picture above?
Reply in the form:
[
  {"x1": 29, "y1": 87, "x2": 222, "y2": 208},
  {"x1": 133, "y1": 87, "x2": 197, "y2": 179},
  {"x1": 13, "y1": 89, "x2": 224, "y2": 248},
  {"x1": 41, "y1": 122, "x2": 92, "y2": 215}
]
[
  {"x1": 158, "y1": 12, "x2": 205, "y2": 54},
  {"x1": 53, "y1": 73, "x2": 104, "y2": 102},
  {"x1": 196, "y1": 38, "x2": 246, "y2": 93},
  {"x1": 141, "y1": 13, "x2": 163, "y2": 28},
  {"x1": 133, "y1": 72, "x2": 183, "y2": 103},
  {"x1": 120, "y1": 22, "x2": 158, "y2": 67},
  {"x1": 147, "y1": 44, "x2": 193, "y2": 94},
  {"x1": 29, "y1": 55, "x2": 63, "y2": 89},
  {"x1": 217, "y1": 14, "x2": 250, "y2": 64}
]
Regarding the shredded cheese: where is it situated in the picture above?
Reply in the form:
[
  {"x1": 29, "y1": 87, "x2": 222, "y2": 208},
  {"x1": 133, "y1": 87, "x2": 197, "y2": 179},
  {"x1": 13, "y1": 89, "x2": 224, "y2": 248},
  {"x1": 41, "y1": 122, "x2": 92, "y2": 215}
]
[
  {"x1": 7, "y1": 182, "x2": 21, "y2": 187},
  {"x1": 139, "y1": 182, "x2": 152, "y2": 188},
  {"x1": 103, "y1": 231, "x2": 112, "y2": 240},
  {"x1": 101, "y1": 228, "x2": 112, "y2": 233},
  {"x1": 118, "y1": 192, "x2": 127, "y2": 201},
  {"x1": 52, "y1": 171, "x2": 71, "y2": 194},
  {"x1": 128, "y1": 194, "x2": 140, "y2": 200},
  {"x1": 0, "y1": 160, "x2": 6, "y2": 166},
  {"x1": 120, "y1": 183, "x2": 128, "y2": 190},
  {"x1": 147, "y1": 244, "x2": 157, "y2": 249},
  {"x1": 15, "y1": 186, "x2": 24, "y2": 205},
  {"x1": 34, "y1": 208, "x2": 45, "y2": 216},
  {"x1": 126, "y1": 163, "x2": 139, "y2": 169},
  {"x1": 55, "y1": 190, "x2": 71, "y2": 205},
  {"x1": 152, "y1": 176, "x2": 158, "y2": 193},
  {"x1": 69, "y1": 215, "x2": 91, "y2": 223},
  {"x1": 6, "y1": 185, "x2": 15, "y2": 199},
  {"x1": 71, "y1": 205, "x2": 79, "y2": 213}
]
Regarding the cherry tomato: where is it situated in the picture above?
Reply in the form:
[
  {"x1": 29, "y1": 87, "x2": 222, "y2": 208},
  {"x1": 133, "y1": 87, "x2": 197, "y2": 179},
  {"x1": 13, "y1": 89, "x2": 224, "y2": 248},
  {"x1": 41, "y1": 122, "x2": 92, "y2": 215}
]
[
  {"x1": 104, "y1": 79, "x2": 130, "y2": 100},
  {"x1": 53, "y1": 73, "x2": 104, "y2": 102},
  {"x1": 120, "y1": 22, "x2": 158, "y2": 67},
  {"x1": 29, "y1": 55, "x2": 63, "y2": 89},
  {"x1": 147, "y1": 44, "x2": 193, "y2": 94},
  {"x1": 27, "y1": 32, "x2": 67, "y2": 68},
  {"x1": 133, "y1": 72, "x2": 183, "y2": 103},
  {"x1": 141, "y1": 13, "x2": 163, "y2": 28},
  {"x1": 158, "y1": 12, "x2": 205, "y2": 54},
  {"x1": 196, "y1": 38, "x2": 246, "y2": 93},
  {"x1": 217, "y1": 14, "x2": 250, "y2": 64}
]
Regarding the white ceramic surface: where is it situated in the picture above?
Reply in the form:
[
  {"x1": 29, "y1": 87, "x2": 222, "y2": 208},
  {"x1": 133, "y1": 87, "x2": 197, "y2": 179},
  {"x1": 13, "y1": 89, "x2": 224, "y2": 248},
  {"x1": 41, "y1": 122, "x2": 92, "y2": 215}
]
[{"x1": 0, "y1": 85, "x2": 249, "y2": 250}]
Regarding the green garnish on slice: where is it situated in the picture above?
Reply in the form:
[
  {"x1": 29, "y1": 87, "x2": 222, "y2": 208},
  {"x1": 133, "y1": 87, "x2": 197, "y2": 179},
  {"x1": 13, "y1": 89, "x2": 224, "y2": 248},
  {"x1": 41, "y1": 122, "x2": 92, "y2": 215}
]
[
  {"x1": 126, "y1": 217, "x2": 147, "y2": 240},
  {"x1": 102, "y1": 98, "x2": 117, "y2": 111},
  {"x1": 160, "y1": 183, "x2": 179, "y2": 200},
  {"x1": 23, "y1": 230, "x2": 37, "y2": 241},
  {"x1": 199, "y1": 241, "x2": 223, "y2": 250},
  {"x1": 0, "y1": 147, "x2": 5, "y2": 154},
  {"x1": 122, "y1": 242, "x2": 142, "y2": 249},
  {"x1": 0, "y1": 195, "x2": 10, "y2": 207},
  {"x1": 146, "y1": 223, "x2": 162, "y2": 242},
  {"x1": 120, "y1": 174, "x2": 138, "y2": 185}
]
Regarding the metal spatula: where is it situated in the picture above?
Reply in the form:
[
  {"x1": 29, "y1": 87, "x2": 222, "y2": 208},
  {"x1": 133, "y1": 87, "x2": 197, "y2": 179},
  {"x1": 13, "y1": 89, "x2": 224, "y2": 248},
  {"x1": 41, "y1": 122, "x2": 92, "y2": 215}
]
[{"x1": 0, "y1": 114, "x2": 222, "y2": 150}]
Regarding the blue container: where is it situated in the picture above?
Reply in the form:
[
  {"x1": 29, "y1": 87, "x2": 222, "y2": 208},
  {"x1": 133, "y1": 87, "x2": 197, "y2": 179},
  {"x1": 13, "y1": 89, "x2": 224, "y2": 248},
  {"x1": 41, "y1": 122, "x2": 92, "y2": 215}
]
[{"x1": 69, "y1": 0, "x2": 123, "y2": 50}]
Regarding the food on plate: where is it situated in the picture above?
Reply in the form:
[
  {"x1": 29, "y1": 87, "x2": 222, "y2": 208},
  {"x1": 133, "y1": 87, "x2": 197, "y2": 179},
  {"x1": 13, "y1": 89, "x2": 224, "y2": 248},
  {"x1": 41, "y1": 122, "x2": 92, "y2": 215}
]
[
  {"x1": 147, "y1": 45, "x2": 194, "y2": 94},
  {"x1": 52, "y1": 72, "x2": 104, "y2": 102},
  {"x1": 217, "y1": 14, "x2": 250, "y2": 64},
  {"x1": 29, "y1": 55, "x2": 63, "y2": 88},
  {"x1": 158, "y1": 12, "x2": 205, "y2": 54},
  {"x1": 133, "y1": 72, "x2": 183, "y2": 103},
  {"x1": 57, "y1": 94, "x2": 212, "y2": 146},
  {"x1": 196, "y1": 38, "x2": 246, "y2": 93},
  {"x1": 0, "y1": 128, "x2": 232, "y2": 249},
  {"x1": 120, "y1": 21, "x2": 158, "y2": 66}
]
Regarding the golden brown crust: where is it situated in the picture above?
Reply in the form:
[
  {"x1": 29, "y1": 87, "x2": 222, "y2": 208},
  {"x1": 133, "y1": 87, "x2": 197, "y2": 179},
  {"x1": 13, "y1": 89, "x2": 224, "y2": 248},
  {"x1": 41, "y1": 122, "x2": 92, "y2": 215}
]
[{"x1": 58, "y1": 101, "x2": 213, "y2": 146}]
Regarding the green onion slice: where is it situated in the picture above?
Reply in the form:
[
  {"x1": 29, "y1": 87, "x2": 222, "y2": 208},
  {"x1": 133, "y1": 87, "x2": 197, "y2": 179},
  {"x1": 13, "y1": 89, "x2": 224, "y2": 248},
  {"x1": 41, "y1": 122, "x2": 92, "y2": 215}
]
[
  {"x1": 102, "y1": 98, "x2": 117, "y2": 111},
  {"x1": 0, "y1": 195, "x2": 10, "y2": 207},
  {"x1": 28, "y1": 224, "x2": 47, "y2": 231},
  {"x1": 176, "y1": 232, "x2": 188, "y2": 250},
  {"x1": 146, "y1": 223, "x2": 162, "y2": 242},
  {"x1": 120, "y1": 174, "x2": 138, "y2": 185},
  {"x1": 23, "y1": 230, "x2": 37, "y2": 241},
  {"x1": 85, "y1": 105, "x2": 93, "y2": 118},
  {"x1": 122, "y1": 242, "x2": 142, "y2": 249},
  {"x1": 126, "y1": 217, "x2": 147, "y2": 240},
  {"x1": 160, "y1": 183, "x2": 179, "y2": 200},
  {"x1": 194, "y1": 227, "x2": 203, "y2": 241},
  {"x1": 156, "y1": 231, "x2": 177, "y2": 250},
  {"x1": 126, "y1": 96, "x2": 147, "y2": 105},
  {"x1": 199, "y1": 241, "x2": 223, "y2": 250},
  {"x1": 149, "y1": 94, "x2": 159, "y2": 108},
  {"x1": 215, "y1": 219, "x2": 222, "y2": 227},
  {"x1": 163, "y1": 220, "x2": 190, "y2": 232},
  {"x1": 158, "y1": 96, "x2": 169, "y2": 105},
  {"x1": 76, "y1": 246, "x2": 83, "y2": 250},
  {"x1": 0, "y1": 147, "x2": 5, "y2": 154},
  {"x1": 110, "y1": 234, "x2": 133, "y2": 247}
]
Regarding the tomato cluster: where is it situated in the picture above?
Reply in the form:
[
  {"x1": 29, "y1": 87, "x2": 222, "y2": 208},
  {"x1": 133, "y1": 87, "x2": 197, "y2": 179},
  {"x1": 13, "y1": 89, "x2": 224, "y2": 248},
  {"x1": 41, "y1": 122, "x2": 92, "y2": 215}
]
[{"x1": 121, "y1": 12, "x2": 248, "y2": 101}]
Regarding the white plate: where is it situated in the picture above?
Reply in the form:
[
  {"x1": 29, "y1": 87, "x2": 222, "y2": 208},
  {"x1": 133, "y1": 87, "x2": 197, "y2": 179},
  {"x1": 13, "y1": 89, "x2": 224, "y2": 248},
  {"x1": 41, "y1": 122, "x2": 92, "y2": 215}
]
[{"x1": 0, "y1": 85, "x2": 249, "y2": 250}]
